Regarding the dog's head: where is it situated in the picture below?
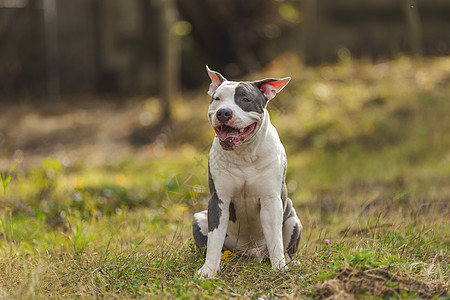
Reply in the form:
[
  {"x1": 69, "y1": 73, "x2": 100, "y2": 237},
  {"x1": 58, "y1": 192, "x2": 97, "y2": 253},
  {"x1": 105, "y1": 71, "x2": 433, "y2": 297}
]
[{"x1": 206, "y1": 66, "x2": 290, "y2": 151}]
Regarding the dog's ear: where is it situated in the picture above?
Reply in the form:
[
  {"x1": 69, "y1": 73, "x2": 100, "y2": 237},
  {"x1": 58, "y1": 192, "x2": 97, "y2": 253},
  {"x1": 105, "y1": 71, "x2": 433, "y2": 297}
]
[
  {"x1": 254, "y1": 77, "x2": 291, "y2": 100},
  {"x1": 206, "y1": 65, "x2": 227, "y2": 96}
]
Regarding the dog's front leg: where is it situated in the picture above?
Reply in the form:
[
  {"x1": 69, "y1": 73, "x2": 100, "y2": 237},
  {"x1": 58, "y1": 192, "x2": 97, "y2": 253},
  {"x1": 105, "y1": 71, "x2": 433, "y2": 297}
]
[
  {"x1": 260, "y1": 197, "x2": 286, "y2": 270},
  {"x1": 198, "y1": 193, "x2": 230, "y2": 279}
]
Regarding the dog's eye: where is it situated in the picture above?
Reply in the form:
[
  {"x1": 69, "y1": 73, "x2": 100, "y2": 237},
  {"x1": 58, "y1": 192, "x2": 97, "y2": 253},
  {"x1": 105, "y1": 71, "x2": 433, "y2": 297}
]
[
  {"x1": 242, "y1": 98, "x2": 251, "y2": 102},
  {"x1": 214, "y1": 97, "x2": 220, "y2": 101}
]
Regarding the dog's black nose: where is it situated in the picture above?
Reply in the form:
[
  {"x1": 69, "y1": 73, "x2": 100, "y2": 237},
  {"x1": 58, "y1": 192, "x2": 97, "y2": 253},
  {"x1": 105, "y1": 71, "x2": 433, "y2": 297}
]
[{"x1": 216, "y1": 108, "x2": 233, "y2": 123}]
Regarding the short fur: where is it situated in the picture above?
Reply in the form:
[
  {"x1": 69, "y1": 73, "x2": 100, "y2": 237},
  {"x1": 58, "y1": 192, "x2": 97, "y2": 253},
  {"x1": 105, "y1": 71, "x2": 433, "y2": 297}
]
[{"x1": 193, "y1": 66, "x2": 302, "y2": 278}]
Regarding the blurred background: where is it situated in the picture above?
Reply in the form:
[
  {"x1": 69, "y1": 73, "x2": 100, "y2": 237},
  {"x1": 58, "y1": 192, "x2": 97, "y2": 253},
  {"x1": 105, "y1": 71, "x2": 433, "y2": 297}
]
[
  {"x1": 0, "y1": 0, "x2": 449, "y2": 103},
  {"x1": 0, "y1": 2, "x2": 449, "y2": 297},
  {"x1": 0, "y1": 0, "x2": 449, "y2": 224}
]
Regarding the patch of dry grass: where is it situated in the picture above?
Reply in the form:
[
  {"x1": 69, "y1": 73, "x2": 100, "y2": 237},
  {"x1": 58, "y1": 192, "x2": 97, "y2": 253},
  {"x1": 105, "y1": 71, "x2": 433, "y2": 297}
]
[{"x1": 1, "y1": 55, "x2": 449, "y2": 298}]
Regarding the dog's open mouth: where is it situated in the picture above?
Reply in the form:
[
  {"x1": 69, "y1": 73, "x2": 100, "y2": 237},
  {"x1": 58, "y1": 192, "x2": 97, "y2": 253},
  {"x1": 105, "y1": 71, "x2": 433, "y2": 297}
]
[{"x1": 214, "y1": 123, "x2": 257, "y2": 149}]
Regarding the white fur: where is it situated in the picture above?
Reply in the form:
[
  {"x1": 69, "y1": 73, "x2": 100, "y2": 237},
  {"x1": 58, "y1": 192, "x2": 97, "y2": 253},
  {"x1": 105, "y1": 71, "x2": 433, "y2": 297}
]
[
  {"x1": 208, "y1": 81, "x2": 262, "y2": 133},
  {"x1": 198, "y1": 109, "x2": 289, "y2": 278},
  {"x1": 197, "y1": 77, "x2": 301, "y2": 279}
]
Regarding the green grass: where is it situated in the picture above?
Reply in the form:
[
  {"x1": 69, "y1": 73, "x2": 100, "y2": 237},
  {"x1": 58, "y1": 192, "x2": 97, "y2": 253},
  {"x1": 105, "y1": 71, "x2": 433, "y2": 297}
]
[{"x1": 0, "y1": 55, "x2": 449, "y2": 299}]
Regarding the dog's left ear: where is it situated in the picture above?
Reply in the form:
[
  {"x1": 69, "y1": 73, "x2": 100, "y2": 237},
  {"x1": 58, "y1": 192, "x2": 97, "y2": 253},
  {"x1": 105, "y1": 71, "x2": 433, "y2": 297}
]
[
  {"x1": 206, "y1": 65, "x2": 227, "y2": 96},
  {"x1": 254, "y1": 77, "x2": 291, "y2": 100}
]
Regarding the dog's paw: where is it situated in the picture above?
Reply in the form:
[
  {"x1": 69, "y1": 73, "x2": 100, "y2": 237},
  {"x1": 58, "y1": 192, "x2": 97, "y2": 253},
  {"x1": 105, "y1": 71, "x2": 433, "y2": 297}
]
[
  {"x1": 197, "y1": 264, "x2": 219, "y2": 279},
  {"x1": 285, "y1": 255, "x2": 301, "y2": 267},
  {"x1": 287, "y1": 259, "x2": 301, "y2": 266},
  {"x1": 271, "y1": 258, "x2": 288, "y2": 272},
  {"x1": 274, "y1": 264, "x2": 289, "y2": 272}
]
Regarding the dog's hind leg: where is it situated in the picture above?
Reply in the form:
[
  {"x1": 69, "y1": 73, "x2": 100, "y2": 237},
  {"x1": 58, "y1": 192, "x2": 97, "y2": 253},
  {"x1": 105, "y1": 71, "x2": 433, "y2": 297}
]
[
  {"x1": 193, "y1": 210, "x2": 208, "y2": 249},
  {"x1": 282, "y1": 199, "x2": 302, "y2": 264}
]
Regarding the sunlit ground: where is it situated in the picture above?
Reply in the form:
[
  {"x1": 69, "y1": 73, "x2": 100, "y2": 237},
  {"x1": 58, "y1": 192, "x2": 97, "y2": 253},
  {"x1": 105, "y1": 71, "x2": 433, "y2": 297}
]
[{"x1": 0, "y1": 55, "x2": 449, "y2": 298}]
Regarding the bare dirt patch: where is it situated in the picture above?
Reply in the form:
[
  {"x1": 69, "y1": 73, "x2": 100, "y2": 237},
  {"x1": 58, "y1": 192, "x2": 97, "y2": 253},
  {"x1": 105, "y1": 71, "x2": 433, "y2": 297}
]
[
  {"x1": 314, "y1": 268, "x2": 448, "y2": 299},
  {"x1": 0, "y1": 98, "x2": 161, "y2": 169}
]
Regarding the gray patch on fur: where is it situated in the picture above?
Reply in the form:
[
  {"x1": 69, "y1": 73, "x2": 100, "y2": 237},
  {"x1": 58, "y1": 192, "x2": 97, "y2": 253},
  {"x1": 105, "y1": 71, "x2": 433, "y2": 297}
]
[
  {"x1": 208, "y1": 164, "x2": 223, "y2": 232},
  {"x1": 234, "y1": 82, "x2": 267, "y2": 114},
  {"x1": 207, "y1": 163, "x2": 215, "y2": 193},
  {"x1": 192, "y1": 217, "x2": 208, "y2": 249},
  {"x1": 281, "y1": 158, "x2": 288, "y2": 201},
  {"x1": 208, "y1": 192, "x2": 223, "y2": 232},
  {"x1": 287, "y1": 223, "x2": 301, "y2": 258},
  {"x1": 283, "y1": 198, "x2": 295, "y2": 222},
  {"x1": 229, "y1": 202, "x2": 236, "y2": 222}
]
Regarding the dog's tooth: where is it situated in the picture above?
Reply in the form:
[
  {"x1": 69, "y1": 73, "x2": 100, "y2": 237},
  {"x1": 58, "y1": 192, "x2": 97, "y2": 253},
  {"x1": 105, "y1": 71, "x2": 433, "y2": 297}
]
[{"x1": 240, "y1": 128, "x2": 244, "y2": 133}]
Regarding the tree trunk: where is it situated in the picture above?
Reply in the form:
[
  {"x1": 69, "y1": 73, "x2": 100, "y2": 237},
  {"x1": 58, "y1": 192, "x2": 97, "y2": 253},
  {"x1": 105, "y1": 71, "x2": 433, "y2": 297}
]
[
  {"x1": 43, "y1": 0, "x2": 61, "y2": 101},
  {"x1": 159, "y1": 0, "x2": 179, "y2": 125},
  {"x1": 301, "y1": 0, "x2": 321, "y2": 64},
  {"x1": 403, "y1": 0, "x2": 423, "y2": 55}
]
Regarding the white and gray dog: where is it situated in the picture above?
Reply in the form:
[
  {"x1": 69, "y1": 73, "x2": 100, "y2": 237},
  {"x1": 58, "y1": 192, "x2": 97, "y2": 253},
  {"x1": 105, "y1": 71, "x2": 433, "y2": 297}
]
[{"x1": 193, "y1": 66, "x2": 302, "y2": 278}]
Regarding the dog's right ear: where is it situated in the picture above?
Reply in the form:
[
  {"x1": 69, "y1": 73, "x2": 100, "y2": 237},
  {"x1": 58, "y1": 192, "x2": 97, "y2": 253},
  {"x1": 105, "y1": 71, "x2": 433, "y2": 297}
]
[{"x1": 206, "y1": 65, "x2": 227, "y2": 96}]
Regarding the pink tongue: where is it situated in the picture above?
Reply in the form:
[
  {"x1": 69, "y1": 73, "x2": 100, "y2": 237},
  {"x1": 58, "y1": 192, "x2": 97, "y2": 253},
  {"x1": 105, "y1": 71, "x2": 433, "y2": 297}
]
[{"x1": 218, "y1": 129, "x2": 240, "y2": 142}]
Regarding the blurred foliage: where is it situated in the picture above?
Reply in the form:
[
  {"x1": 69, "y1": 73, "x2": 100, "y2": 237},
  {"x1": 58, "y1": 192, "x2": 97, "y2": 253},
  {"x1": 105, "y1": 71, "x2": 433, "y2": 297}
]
[
  {"x1": 2, "y1": 148, "x2": 209, "y2": 227},
  {"x1": 0, "y1": 156, "x2": 19, "y2": 195},
  {"x1": 0, "y1": 54, "x2": 449, "y2": 298},
  {"x1": 1, "y1": 55, "x2": 450, "y2": 228}
]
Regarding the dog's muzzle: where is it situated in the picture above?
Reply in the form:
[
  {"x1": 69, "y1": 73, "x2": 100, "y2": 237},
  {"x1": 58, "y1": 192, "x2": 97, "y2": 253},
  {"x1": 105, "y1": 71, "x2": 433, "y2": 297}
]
[{"x1": 214, "y1": 123, "x2": 257, "y2": 150}]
